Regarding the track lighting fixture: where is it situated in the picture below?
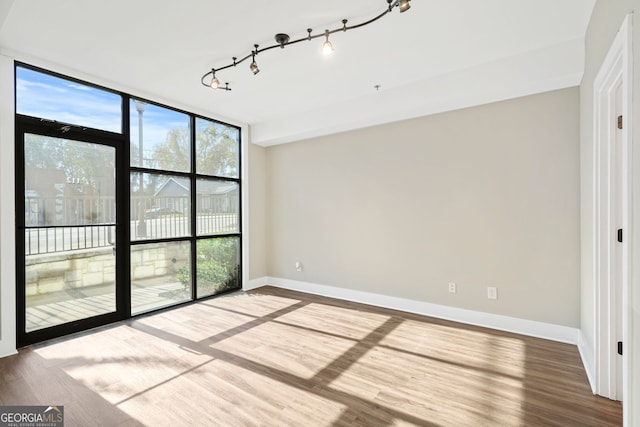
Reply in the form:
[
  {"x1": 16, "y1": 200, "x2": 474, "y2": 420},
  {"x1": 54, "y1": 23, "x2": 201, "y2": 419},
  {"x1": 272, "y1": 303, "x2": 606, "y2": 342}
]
[
  {"x1": 209, "y1": 70, "x2": 220, "y2": 89},
  {"x1": 206, "y1": 69, "x2": 231, "y2": 91},
  {"x1": 322, "y1": 30, "x2": 334, "y2": 56},
  {"x1": 200, "y1": 0, "x2": 411, "y2": 91},
  {"x1": 250, "y1": 45, "x2": 260, "y2": 75},
  {"x1": 250, "y1": 59, "x2": 260, "y2": 75},
  {"x1": 250, "y1": 59, "x2": 259, "y2": 75}
]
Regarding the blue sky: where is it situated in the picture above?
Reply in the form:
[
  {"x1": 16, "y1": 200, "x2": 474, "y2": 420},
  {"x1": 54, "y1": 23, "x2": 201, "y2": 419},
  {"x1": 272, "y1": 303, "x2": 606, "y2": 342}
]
[
  {"x1": 16, "y1": 67, "x2": 122, "y2": 133},
  {"x1": 17, "y1": 67, "x2": 189, "y2": 150},
  {"x1": 16, "y1": 67, "x2": 239, "y2": 172}
]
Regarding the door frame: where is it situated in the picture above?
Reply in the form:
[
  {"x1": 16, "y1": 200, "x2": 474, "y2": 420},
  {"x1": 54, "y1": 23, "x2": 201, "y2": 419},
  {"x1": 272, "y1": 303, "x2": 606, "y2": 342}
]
[
  {"x1": 15, "y1": 117, "x2": 128, "y2": 346},
  {"x1": 593, "y1": 13, "x2": 632, "y2": 410}
]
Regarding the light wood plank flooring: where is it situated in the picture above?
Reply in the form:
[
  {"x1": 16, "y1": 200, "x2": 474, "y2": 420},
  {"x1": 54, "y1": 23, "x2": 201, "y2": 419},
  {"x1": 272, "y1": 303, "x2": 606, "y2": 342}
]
[{"x1": 0, "y1": 286, "x2": 622, "y2": 426}]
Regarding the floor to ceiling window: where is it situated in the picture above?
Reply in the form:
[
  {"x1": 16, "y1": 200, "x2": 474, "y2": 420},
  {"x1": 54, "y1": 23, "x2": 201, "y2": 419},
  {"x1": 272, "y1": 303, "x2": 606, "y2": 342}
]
[
  {"x1": 15, "y1": 64, "x2": 242, "y2": 346},
  {"x1": 128, "y1": 100, "x2": 241, "y2": 315}
]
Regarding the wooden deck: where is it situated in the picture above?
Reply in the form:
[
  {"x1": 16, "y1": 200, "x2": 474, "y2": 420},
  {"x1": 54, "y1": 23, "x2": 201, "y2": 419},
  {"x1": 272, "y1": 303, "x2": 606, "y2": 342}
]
[
  {"x1": 26, "y1": 280, "x2": 189, "y2": 332},
  {"x1": 1, "y1": 286, "x2": 622, "y2": 426}
]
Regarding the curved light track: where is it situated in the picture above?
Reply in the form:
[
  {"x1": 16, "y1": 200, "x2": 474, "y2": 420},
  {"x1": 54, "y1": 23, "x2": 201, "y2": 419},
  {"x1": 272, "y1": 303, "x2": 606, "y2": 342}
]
[{"x1": 201, "y1": 0, "x2": 411, "y2": 91}]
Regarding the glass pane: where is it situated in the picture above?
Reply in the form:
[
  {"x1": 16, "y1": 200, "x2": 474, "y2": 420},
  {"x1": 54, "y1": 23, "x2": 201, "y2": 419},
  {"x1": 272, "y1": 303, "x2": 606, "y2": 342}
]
[
  {"x1": 130, "y1": 99, "x2": 191, "y2": 172},
  {"x1": 24, "y1": 134, "x2": 116, "y2": 332},
  {"x1": 196, "y1": 179, "x2": 239, "y2": 235},
  {"x1": 196, "y1": 237, "x2": 240, "y2": 298},
  {"x1": 131, "y1": 241, "x2": 191, "y2": 315},
  {"x1": 16, "y1": 66, "x2": 122, "y2": 133},
  {"x1": 195, "y1": 118, "x2": 239, "y2": 178},
  {"x1": 130, "y1": 173, "x2": 191, "y2": 241},
  {"x1": 24, "y1": 134, "x2": 116, "y2": 226}
]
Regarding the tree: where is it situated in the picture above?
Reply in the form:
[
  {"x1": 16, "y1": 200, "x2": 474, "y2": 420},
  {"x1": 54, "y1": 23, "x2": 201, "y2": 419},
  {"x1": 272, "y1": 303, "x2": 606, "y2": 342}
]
[
  {"x1": 195, "y1": 122, "x2": 238, "y2": 177},
  {"x1": 24, "y1": 134, "x2": 114, "y2": 187},
  {"x1": 153, "y1": 128, "x2": 190, "y2": 172},
  {"x1": 24, "y1": 134, "x2": 116, "y2": 225},
  {"x1": 151, "y1": 121, "x2": 239, "y2": 177}
]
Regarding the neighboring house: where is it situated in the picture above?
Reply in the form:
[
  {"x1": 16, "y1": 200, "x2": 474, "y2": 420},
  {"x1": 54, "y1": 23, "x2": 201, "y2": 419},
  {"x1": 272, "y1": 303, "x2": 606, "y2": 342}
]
[
  {"x1": 25, "y1": 167, "x2": 115, "y2": 226},
  {"x1": 152, "y1": 177, "x2": 238, "y2": 214}
]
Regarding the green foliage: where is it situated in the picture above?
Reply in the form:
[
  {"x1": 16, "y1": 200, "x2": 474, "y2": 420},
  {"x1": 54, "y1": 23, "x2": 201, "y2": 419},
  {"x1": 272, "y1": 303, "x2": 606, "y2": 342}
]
[{"x1": 176, "y1": 238, "x2": 239, "y2": 294}]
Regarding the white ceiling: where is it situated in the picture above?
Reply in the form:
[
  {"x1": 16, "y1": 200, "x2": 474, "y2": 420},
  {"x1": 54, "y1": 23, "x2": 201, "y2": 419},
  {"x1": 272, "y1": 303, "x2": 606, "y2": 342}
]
[{"x1": 0, "y1": 0, "x2": 595, "y2": 146}]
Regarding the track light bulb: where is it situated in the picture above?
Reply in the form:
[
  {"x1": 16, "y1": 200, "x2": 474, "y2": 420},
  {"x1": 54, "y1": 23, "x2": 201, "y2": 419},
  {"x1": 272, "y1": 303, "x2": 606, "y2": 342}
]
[
  {"x1": 322, "y1": 31, "x2": 334, "y2": 56},
  {"x1": 398, "y1": 0, "x2": 410, "y2": 12},
  {"x1": 250, "y1": 60, "x2": 260, "y2": 75},
  {"x1": 322, "y1": 40, "x2": 334, "y2": 55},
  {"x1": 210, "y1": 74, "x2": 220, "y2": 90},
  {"x1": 249, "y1": 51, "x2": 260, "y2": 75}
]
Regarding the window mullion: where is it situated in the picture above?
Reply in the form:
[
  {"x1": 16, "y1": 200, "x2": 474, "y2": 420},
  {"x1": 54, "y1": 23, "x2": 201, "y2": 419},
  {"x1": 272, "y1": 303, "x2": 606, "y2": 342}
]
[{"x1": 190, "y1": 115, "x2": 198, "y2": 300}]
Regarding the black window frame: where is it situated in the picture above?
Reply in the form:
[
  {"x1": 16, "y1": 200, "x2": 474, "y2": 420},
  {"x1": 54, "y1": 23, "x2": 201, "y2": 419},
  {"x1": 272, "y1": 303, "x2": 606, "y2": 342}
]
[{"x1": 14, "y1": 62, "x2": 242, "y2": 346}]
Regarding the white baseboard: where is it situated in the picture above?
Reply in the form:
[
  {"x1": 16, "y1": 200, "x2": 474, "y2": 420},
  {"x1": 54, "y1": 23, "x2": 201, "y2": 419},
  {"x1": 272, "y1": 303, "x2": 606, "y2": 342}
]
[
  {"x1": 258, "y1": 277, "x2": 580, "y2": 345},
  {"x1": 0, "y1": 343, "x2": 17, "y2": 359},
  {"x1": 577, "y1": 330, "x2": 596, "y2": 393}
]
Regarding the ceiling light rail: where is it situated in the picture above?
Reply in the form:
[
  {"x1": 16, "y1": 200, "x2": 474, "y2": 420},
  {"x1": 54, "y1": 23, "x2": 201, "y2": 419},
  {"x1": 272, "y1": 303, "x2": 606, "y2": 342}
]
[{"x1": 200, "y1": 0, "x2": 411, "y2": 91}]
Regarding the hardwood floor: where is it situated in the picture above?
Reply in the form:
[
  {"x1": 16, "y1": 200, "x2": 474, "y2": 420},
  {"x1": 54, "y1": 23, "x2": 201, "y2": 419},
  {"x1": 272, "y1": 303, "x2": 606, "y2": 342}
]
[{"x1": 0, "y1": 286, "x2": 622, "y2": 426}]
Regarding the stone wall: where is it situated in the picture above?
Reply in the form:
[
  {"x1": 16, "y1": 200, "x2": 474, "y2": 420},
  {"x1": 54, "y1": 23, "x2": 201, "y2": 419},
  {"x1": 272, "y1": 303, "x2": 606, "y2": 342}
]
[
  {"x1": 130, "y1": 243, "x2": 189, "y2": 281},
  {"x1": 26, "y1": 244, "x2": 189, "y2": 296},
  {"x1": 26, "y1": 248, "x2": 115, "y2": 296}
]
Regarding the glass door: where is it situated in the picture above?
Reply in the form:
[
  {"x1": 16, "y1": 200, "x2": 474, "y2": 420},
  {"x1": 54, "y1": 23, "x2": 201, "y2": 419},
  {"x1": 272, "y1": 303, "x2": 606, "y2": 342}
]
[{"x1": 17, "y1": 130, "x2": 122, "y2": 345}]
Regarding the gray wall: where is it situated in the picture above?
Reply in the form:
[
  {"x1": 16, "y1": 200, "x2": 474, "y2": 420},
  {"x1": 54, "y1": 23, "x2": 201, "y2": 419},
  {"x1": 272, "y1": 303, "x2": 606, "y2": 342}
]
[
  {"x1": 264, "y1": 87, "x2": 581, "y2": 327},
  {"x1": 249, "y1": 142, "x2": 268, "y2": 279}
]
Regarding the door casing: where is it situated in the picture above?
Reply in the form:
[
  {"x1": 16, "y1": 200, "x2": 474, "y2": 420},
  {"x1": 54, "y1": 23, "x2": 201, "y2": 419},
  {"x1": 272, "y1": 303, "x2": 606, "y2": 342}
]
[{"x1": 592, "y1": 13, "x2": 632, "y2": 414}]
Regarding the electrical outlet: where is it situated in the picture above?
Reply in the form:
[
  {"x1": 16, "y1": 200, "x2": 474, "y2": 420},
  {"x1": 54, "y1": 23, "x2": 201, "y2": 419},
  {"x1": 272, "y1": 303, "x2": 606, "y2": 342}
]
[
  {"x1": 487, "y1": 286, "x2": 498, "y2": 300},
  {"x1": 295, "y1": 261, "x2": 303, "y2": 272},
  {"x1": 448, "y1": 282, "x2": 457, "y2": 294}
]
